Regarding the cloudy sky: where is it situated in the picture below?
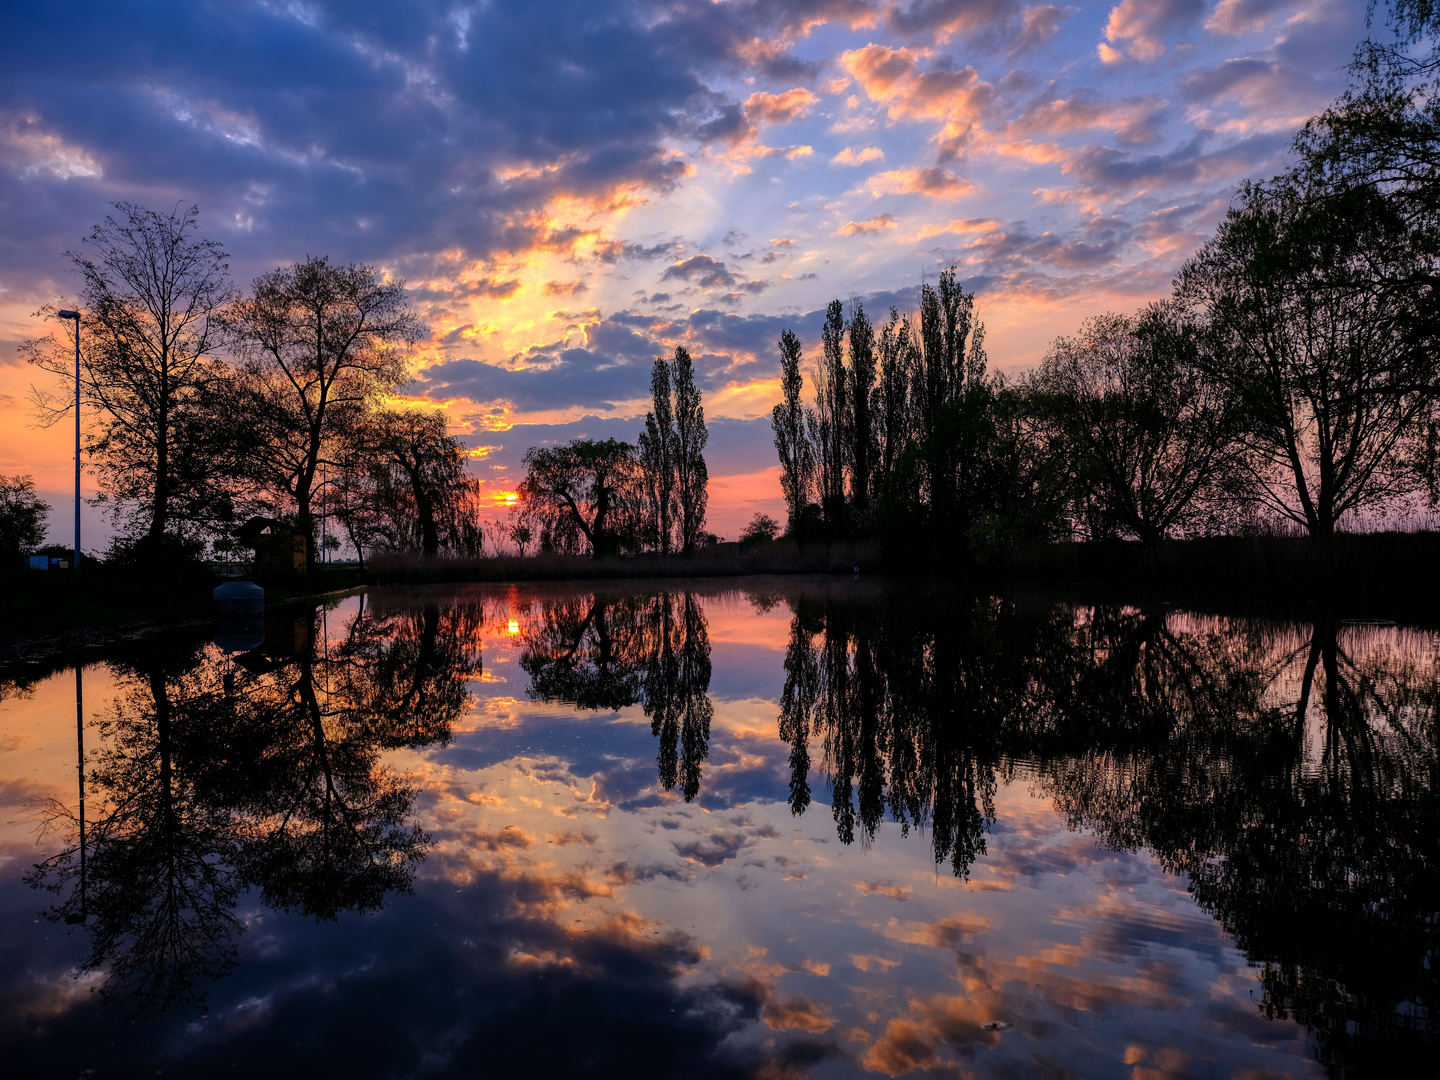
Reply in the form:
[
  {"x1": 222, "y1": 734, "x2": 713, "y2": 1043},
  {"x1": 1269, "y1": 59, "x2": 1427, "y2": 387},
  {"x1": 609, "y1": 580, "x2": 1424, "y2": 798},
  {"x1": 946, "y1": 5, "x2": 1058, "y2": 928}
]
[{"x1": 0, "y1": 0, "x2": 1368, "y2": 540}]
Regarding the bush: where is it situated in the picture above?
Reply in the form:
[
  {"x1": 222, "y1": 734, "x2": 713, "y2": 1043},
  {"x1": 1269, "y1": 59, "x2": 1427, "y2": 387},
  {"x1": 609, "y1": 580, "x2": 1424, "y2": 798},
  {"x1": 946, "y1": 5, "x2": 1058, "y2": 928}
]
[
  {"x1": 741, "y1": 512, "x2": 780, "y2": 545},
  {"x1": 0, "y1": 475, "x2": 49, "y2": 561}
]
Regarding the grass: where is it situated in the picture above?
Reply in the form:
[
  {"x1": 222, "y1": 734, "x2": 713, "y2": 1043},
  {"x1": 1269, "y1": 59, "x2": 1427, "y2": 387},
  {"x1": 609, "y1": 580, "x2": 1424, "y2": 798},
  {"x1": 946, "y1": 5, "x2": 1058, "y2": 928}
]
[
  {"x1": 7, "y1": 530, "x2": 1439, "y2": 659},
  {"x1": 987, "y1": 530, "x2": 1440, "y2": 612},
  {"x1": 368, "y1": 539, "x2": 879, "y2": 584},
  {"x1": 0, "y1": 559, "x2": 367, "y2": 656}
]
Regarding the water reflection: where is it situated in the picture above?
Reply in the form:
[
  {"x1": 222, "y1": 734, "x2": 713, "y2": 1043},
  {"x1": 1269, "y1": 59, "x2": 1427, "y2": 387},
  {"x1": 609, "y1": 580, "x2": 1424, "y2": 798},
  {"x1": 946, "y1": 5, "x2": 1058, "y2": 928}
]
[
  {"x1": 775, "y1": 588, "x2": 1440, "y2": 1075},
  {"x1": 6, "y1": 583, "x2": 1436, "y2": 1076},
  {"x1": 521, "y1": 590, "x2": 713, "y2": 800},
  {"x1": 26, "y1": 596, "x2": 482, "y2": 1014}
]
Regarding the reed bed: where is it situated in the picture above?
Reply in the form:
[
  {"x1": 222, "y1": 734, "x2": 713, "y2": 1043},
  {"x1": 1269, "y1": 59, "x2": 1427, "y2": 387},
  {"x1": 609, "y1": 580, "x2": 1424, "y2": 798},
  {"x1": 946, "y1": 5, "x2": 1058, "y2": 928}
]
[
  {"x1": 994, "y1": 530, "x2": 1440, "y2": 604},
  {"x1": 369, "y1": 531, "x2": 1440, "y2": 615},
  {"x1": 368, "y1": 539, "x2": 880, "y2": 584}
]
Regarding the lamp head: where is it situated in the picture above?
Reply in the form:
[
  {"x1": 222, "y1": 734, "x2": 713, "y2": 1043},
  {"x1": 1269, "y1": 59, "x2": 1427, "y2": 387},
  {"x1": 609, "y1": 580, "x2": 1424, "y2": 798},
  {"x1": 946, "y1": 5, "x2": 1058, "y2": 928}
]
[{"x1": 58, "y1": 310, "x2": 80, "y2": 320}]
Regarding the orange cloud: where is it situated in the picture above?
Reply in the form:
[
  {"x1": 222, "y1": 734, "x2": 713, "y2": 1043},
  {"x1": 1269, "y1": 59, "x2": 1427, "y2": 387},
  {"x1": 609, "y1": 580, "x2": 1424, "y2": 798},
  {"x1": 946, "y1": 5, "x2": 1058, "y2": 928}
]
[
  {"x1": 837, "y1": 213, "x2": 896, "y2": 236},
  {"x1": 831, "y1": 145, "x2": 885, "y2": 165},
  {"x1": 762, "y1": 994, "x2": 836, "y2": 1033},
  {"x1": 839, "y1": 44, "x2": 994, "y2": 158},
  {"x1": 863, "y1": 166, "x2": 971, "y2": 198},
  {"x1": 744, "y1": 87, "x2": 819, "y2": 126}
]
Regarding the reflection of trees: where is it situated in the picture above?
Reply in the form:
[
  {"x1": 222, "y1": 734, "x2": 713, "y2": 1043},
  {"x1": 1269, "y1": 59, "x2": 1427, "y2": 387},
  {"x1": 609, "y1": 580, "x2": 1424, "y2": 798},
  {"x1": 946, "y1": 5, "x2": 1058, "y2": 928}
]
[
  {"x1": 779, "y1": 587, "x2": 1078, "y2": 875},
  {"x1": 28, "y1": 596, "x2": 482, "y2": 1014},
  {"x1": 782, "y1": 586, "x2": 1437, "y2": 1076},
  {"x1": 1038, "y1": 616, "x2": 1440, "y2": 1079},
  {"x1": 28, "y1": 648, "x2": 242, "y2": 1014},
  {"x1": 520, "y1": 590, "x2": 712, "y2": 800}
]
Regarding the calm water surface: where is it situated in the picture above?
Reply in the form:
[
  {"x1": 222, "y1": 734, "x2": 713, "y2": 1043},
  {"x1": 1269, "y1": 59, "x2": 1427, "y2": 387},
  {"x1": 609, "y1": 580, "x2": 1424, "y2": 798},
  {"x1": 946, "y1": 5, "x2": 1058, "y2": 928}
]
[{"x1": 0, "y1": 580, "x2": 1434, "y2": 1078}]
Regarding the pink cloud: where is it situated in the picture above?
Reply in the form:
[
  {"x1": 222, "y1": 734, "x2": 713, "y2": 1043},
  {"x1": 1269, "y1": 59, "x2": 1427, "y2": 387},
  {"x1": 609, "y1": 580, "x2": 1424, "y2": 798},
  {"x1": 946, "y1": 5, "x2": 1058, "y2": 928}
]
[{"x1": 837, "y1": 213, "x2": 897, "y2": 235}]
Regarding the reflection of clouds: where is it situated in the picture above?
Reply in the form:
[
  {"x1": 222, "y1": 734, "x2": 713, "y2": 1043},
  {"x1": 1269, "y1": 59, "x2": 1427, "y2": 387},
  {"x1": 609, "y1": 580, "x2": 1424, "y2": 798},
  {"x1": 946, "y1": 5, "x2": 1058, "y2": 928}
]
[{"x1": 4, "y1": 586, "x2": 1365, "y2": 1077}]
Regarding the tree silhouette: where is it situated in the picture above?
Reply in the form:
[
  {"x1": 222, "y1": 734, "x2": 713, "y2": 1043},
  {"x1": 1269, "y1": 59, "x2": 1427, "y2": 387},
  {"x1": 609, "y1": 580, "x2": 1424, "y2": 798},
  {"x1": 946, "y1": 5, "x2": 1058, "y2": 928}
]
[
  {"x1": 520, "y1": 589, "x2": 714, "y2": 799},
  {"x1": 27, "y1": 596, "x2": 481, "y2": 1013}
]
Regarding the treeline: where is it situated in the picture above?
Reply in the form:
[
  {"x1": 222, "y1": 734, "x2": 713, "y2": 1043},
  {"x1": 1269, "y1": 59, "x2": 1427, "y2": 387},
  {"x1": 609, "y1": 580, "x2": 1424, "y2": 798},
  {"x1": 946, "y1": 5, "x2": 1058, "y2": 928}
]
[
  {"x1": 772, "y1": 8, "x2": 1440, "y2": 563},
  {"x1": 509, "y1": 348, "x2": 713, "y2": 558},
  {"x1": 21, "y1": 205, "x2": 483, "y2": 575}
]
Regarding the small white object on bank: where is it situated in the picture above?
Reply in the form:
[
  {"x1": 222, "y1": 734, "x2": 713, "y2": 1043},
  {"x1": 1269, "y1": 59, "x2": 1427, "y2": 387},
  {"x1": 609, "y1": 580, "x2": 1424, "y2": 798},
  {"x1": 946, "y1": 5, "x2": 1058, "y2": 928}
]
[{"x1": 214, "y1": 581, "x2": 264, "y2": 616}]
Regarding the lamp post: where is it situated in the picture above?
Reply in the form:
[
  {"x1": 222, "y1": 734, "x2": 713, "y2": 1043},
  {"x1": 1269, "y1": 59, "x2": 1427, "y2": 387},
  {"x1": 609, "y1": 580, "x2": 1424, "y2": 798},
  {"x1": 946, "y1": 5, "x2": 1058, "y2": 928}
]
[{"x1": 57, "y1": 309, "x2": 81, "y2": 568}]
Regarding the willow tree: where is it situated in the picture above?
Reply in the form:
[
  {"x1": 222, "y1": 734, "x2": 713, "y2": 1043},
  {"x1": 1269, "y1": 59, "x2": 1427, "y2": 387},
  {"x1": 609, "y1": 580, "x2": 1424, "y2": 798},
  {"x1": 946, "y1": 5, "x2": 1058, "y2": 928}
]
[
  {"x1": 360, "y1": 408, "x2": 483, "y2": 558},
  {"x1": 1029, "y1": 305, "x2": 1242, "y2": 545},
  {"x1": 517, "y1": 438, "x2": 636, "y2": 558}
]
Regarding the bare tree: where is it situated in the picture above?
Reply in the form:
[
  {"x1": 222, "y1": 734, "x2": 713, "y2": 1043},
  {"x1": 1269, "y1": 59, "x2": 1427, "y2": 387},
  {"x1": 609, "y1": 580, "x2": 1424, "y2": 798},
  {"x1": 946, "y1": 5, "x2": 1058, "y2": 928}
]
[
  {"x1": 1029, "y1": 305, "x2": 1242, "y2": 545},
  {"x1": 222, "y1": 257, "x2": 422, "y2": 570},
  {"x1": 1178, "y1": 176, "x2": 1440, "y2": 539},
  {"x1": 22, "y1": 203, "x2": 234, "y2": 551}
]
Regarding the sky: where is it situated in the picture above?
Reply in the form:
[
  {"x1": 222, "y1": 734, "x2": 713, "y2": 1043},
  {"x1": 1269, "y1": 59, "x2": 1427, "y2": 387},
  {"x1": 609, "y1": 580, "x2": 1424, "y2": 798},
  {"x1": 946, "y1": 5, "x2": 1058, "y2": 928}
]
[{"x1": 0, "y1": 0, "x2": 1370, "y2": 544}]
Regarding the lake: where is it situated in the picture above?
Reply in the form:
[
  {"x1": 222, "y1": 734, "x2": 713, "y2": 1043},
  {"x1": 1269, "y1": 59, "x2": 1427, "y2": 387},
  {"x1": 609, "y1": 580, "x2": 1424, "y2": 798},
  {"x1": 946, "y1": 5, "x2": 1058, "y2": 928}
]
[{"x1": 0, "y1": 580, "x2": 1434, "y2": 1078}]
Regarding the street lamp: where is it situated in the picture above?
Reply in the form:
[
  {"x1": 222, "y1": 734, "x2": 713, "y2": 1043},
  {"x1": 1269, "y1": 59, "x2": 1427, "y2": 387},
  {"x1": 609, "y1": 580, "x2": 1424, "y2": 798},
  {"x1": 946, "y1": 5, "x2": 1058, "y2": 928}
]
[{"x1": 57, "y1": 310, "x2": 80, "y2": 568}]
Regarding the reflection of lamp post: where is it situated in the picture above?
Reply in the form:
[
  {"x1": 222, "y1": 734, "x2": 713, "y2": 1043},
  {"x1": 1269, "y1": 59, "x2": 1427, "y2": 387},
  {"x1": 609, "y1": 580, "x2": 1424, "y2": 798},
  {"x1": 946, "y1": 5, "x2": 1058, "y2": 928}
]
[
  {"x1": 57, "y1": 309, "x2": 81, "y2": 568},
  {"x1": 65, "y1": 664, "x2": 86, "y2": 924}
]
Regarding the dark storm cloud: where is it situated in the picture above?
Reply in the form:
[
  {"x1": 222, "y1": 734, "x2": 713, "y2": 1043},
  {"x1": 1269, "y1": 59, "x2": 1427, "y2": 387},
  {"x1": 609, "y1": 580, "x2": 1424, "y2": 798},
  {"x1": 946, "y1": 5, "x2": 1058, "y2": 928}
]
[{"x1": 0, "y1": 0, "x2": 852, "y2": 289}]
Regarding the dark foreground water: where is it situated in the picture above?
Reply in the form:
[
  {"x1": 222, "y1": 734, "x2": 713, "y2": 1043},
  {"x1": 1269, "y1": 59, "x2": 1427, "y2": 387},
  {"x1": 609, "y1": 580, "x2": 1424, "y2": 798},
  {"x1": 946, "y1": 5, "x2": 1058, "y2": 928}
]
[{"x1": 0, "y1": 580, "x2": 1434, "y2": 1079}]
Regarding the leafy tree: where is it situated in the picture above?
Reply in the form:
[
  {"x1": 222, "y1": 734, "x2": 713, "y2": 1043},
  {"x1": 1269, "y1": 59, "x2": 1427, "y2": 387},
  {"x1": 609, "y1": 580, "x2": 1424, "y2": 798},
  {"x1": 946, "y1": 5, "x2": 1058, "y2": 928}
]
[
  {"x1": 637, "y1": 356, "x2": 678, "y2": 553},
  {"x1": 848, "y1": 301, "x2": 878, "y2": 517},
  {"x1": 811, "y1": 299, "x2": 849, "y2": 532},
  {"x1": 362, "y1": 408, "x2": 483, "y2": 558},
  {"x1": 0, "y1": 474, "x2": 49, "y2": 560},
  {"x1": 740, "y1": 512, "x2": 780, "y2": 544},
  {"x1": 771, "y1": 328, "x2": 813, "y2": 537},
  {"x1": 22, "y1": 203, "x2": 235, "y2": 552},
  {"x1": 222, "y1": 256, "x2": 422, "y2": 571},
  {"x1": 672, "y1": 347, "x2": 709, "y2": 553},
  {"x1": 508, "y1": 519, "x2": 533, "y2": 557},
  {"x1": 1178, "y1": 175, "x2": 1440, "y2": 539},
  {"x1": 517, "y1": 438, "x2": 636, "y2": 559},
  {"x1": 1028, "y1": 305, "x2": 1241, "y2": 544}
]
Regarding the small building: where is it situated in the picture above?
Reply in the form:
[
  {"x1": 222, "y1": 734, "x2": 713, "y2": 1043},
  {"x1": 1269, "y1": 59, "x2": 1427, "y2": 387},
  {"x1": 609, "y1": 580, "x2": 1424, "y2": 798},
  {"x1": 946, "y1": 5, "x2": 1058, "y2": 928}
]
[{"x1": 236, "y1": 517, "x2": 307, "y2": 577}]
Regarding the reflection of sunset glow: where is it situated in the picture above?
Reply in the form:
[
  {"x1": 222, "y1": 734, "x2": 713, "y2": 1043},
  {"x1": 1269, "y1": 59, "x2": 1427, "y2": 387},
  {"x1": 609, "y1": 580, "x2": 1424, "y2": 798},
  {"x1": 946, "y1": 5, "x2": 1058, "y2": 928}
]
[{"x1": 2, "y1": 581, "x2": 1423, "y2": 1074}]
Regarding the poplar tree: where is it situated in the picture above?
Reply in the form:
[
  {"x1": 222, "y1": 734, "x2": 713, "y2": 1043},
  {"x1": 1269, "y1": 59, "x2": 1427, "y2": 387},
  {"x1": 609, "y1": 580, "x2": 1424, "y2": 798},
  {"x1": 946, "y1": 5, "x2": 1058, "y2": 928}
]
[
  {"x1": 671, "y1": 347, "x2": 709, "y2": 553},
  {"x1": 637, "y1": 356, "x2": 678, "y2": 553},
  {"x1": 876, "y1": 307, "x2": 914, "y2": 483},
  {"x1": 771, "y1": 329, "x2": 812, "y2": 535},
  {"x1": 814, "y1": 299, "x2": 849, "y2": 531},
  {"x1": 848, "y1": 302, "x2": 877, "y2": 516}
]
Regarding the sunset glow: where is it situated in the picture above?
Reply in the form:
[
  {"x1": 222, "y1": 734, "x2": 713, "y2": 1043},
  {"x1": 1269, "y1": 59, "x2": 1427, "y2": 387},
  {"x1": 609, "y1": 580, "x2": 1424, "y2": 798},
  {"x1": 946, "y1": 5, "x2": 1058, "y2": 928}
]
[{"x1": 0, "y1": 1, "x2": 1365, "y2": 541}]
